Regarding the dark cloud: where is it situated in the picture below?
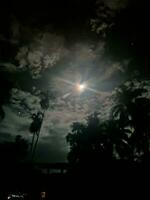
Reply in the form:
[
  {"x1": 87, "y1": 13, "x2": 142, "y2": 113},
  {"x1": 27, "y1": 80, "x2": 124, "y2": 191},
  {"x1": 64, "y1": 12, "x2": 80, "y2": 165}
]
[
  {"x1": 90, "y1": 0, "x2": 129, "y2": 38},
  {"x1": 13, "y1": 33, "x2": 67, "y2": 79},
  {"x1": 102, "y1": 0, "x2": 129, "y2": 10},
  {"x1": 10, "y1": 88, "x2": 41, "y2": 116}
]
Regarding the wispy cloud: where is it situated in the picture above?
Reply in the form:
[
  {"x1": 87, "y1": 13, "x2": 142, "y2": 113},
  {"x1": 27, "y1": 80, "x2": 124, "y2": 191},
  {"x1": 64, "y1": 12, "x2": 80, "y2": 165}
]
[
  {"x1": 15, "y1": 33, "x2": 67, "y2": 78},
  {"x1": 0, "y1": 15, "x2": 129, "y2": 162},
  {"x1": 10, "y1": 88, "x2": 41, "y2": 116},
  {"x1": 103, "y1": 0, "x2": 129, "y2": 10},
  {"x1": 91, "y1": 0, "x2": 129, "y2": 36},
  {"x1": 0, "y1": 106, "x2": 31, "y2": 139}
]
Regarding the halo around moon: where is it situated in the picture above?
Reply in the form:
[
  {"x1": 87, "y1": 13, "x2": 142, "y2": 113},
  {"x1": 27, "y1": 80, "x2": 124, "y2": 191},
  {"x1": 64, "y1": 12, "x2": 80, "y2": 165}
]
[{"x1": 76, "y1": 83, "x2": 86, "y2": 93}]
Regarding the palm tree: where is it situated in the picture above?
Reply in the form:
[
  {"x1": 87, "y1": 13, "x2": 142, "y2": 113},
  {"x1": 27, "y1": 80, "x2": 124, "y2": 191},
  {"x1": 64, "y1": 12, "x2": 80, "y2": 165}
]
[
  {"x1": 103, "y1": 119, "x2": 132, "y2": 160},
  {"x1": 111, "y1": 81, "x2": 150, "y2": 161},
  {"x1": 129, "y1": 97, "x2": 150, "y2": 161},
  {"x1": 66, "y1": 112, "x2": 114, "y2": 167},
  {"x1": 29, "y1": 91, "x2": 50, "y2": 161},
  {"x1": 112, "y1": 83, "x2": 147, "y2": 124},
  {"x1": 29, "y1": 112, "x2": 44, "y2": 161}
]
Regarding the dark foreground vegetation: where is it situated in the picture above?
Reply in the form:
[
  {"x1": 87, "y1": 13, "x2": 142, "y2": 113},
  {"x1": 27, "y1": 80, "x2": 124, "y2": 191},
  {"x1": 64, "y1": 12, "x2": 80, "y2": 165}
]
[{"x1": 0, "y1": 81, "x2": 150, "y2": 199}]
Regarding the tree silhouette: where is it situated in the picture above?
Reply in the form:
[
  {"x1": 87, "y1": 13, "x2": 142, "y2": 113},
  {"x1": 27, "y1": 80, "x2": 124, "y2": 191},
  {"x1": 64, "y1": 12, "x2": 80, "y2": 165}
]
[
  {"x1": 29, "y1": 91, "x2": 50, "y2": 161},
  {"x1": 112, "y1": 83, "x2": 147, "y2": 124},
  {"x1": 111, "y1": 82, "x2": 150, "y2": 161},
  {"x1": 67, "y1": 112, "x2": 113, "y2": 169},
  {"x1": 29, "y1": 111, "x2": 44, "y2": 161},
  {"x1": 102, "y1": 119, "x2": 132, "y2": 160},
  {"x1": 0, "y1": 135, "x2": 28, "y2": 164},
  {"x1": 129, "y1": 97, "x2": 150, "y2": 161},
  {"x1": 67, "y1": 80, "x2": 150, "y2": 169}
]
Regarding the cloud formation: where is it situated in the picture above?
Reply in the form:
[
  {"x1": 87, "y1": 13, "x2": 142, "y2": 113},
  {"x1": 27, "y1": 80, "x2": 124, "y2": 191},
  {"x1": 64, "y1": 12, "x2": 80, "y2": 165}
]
[
  {"x1": 91, "y1": 0, "x2": 129, "y2": 36},
  {"x1": 0, "y1": 12, "x2": 128, "y2": 162},
  {"x1": 0, "y1": 106, "x2": 31, "y2": 139},
  {"x1": 10, "y1": 88, "x2": 41, "y2": 116},
  {"x1": 103, "y1": 0, "x2": 129, "y2": 10},
  {"x1": 15, "y1": 33, "x2": 67, "y2": 78}
]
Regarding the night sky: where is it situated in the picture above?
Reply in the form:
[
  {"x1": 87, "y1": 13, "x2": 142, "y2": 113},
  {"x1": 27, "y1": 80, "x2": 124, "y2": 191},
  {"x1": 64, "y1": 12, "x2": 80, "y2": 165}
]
[{"x1": 0, "y1": 0, "x2": 150, "y2": 162}]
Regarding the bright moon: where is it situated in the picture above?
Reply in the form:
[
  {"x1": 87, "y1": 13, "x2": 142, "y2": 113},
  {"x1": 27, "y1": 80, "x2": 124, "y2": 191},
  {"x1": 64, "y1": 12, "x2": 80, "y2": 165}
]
[{"x1": 76, "y1": 83, "x2": 86, "y2": 92}]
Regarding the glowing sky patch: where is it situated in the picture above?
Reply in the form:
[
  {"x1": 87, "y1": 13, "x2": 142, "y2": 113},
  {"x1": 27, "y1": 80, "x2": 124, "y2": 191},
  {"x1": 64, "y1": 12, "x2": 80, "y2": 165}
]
[{"x1": 76, "y1": 83, "x2": 86, "y2": 93}]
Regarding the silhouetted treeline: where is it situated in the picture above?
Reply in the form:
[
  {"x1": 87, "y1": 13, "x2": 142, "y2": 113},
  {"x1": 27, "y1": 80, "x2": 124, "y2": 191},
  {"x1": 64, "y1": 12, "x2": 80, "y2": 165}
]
[
  {"x1": 0, "y1": 135, "x2": 45, "y2": 195},
  {"x1": 0, "y1": 135, "x2": 28, "y2": 164},
  {"x1": 66, "y1": 81, "x2": 150, "y2": 174}
]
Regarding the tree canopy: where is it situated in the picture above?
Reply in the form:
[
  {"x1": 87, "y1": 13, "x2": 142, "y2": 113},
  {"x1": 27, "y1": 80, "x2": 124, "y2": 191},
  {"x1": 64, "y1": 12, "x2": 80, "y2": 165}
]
[{"x1": 66, "y1": 81, "x2": 150, "y2": 168}]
